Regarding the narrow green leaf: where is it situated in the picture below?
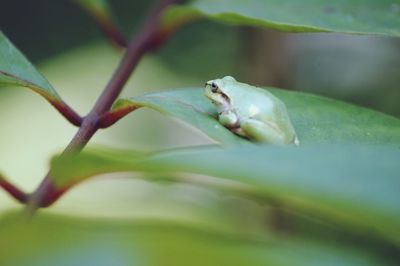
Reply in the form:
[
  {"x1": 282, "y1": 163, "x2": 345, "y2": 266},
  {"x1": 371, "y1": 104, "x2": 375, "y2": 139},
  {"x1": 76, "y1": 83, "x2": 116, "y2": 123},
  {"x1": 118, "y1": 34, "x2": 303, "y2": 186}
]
[
  {"x1": 114, "y1": 88, "x2": 400, "y2": 146},
  {"x1": 0, "y1": 31, "x2": 61, "y2": 102},
  {"x1": 1, "y1": 212, "x2": 394, "y2": 266},
  {"x1": 163, "y1": 0, "x2": 400, "y2": 37},
  {"x1": 51, "y1": 144, "x2": 400, "y2": 244},
  {"x1": 74, "y1": 0, "x2": 112, "y2": 23},
  {"x1": 74, "y1": 0, "x2": 108, "y2": 11},
  {"x1": 73, "y1": 0, "x2": 126, "y2": 46}
]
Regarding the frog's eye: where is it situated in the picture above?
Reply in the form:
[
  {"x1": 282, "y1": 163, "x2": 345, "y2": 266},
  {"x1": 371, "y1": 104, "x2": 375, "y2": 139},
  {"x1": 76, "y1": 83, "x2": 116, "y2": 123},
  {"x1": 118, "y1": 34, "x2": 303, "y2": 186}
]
[{"x1": 211, "y1": 82, "x2": 219, "y2": 93}]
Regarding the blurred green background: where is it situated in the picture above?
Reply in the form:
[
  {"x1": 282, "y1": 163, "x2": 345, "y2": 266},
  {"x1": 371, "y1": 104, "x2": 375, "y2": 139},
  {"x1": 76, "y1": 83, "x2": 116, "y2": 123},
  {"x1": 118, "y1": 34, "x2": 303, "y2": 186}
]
[{"x1": 0, "y1": 1, "x2": 399, "y2": 265}]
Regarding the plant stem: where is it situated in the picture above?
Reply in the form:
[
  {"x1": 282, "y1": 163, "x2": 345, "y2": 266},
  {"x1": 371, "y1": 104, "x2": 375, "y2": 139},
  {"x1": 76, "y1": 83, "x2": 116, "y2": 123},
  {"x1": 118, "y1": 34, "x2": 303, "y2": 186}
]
[
  {"x1": 96, "y1": 16, "x2": 128, "y2": 48},
  {"x1": 74, "y1": 0, "x2": 127, "y2": 48},
  {"x1": 24, "y1": 0, "x2": 181, "y2": 214},
  {"x1": 50, "y1": 100, "x2": 83, "y2": 126},
  {"x1": 99, "y1": 105, "x2": 140, "y2": 128},
  {"x1": 0, "y1": 176, "x2": 28, "y2": 203}
]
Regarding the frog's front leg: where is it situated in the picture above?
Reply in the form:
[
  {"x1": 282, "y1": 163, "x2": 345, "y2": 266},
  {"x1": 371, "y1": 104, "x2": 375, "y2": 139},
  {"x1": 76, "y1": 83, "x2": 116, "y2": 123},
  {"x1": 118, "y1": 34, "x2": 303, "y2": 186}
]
[
  {"x1": 240, "y1": 119, "x2": 286, "y2": 144},
  {"x1": 219, "y1": 111, "x2": 247, "y2": 137},
  {"x1": 219, "y1": 110, "x2": 238, "y2": 127}
]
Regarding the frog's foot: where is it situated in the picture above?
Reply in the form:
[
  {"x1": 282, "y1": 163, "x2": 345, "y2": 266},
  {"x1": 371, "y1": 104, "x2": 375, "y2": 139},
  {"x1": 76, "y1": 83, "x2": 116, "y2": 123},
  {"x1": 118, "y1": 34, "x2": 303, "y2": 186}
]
[
  {"x1": 219, "y1": 110, "x2": 239, "y2": 128},
  {"x1": 231, "y1": 127, "x2": 247, "y2": 138}
]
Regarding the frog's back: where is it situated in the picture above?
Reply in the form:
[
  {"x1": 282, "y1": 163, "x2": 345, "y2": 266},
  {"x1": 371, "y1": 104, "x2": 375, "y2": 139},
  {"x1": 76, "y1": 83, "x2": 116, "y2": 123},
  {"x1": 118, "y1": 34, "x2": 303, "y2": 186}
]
[
  {"x1": 227, "y1": 83, "x2": 281, "y2": 120},
  {"x1": 258, "y1": 88, "x2": 297, "y2": 143},
  {"x1": 228, "y1": 83, "x2": 297, "y2": 142}
]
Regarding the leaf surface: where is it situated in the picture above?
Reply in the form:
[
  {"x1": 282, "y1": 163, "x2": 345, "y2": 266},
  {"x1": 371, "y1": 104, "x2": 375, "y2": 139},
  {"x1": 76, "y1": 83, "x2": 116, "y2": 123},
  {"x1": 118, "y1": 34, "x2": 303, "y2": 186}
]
[
  {"x1": 51, "y1": 144, "x2": 400, "y2": 244},
  {"x1": 163, "y1": 0, "x2": 400, "y2": 37},
  {"x1": 114, "y1": 88, "x2": 400, "y2": 146},
  {"x1": 0, "y1": 31, "x2": 61, "y2": 102},
  {"x1": 74, "y1": 0, "x2": 114, "y2": 25},
  {"x1": 0, "y1": 212, "x2": 394, "y2": 266}
]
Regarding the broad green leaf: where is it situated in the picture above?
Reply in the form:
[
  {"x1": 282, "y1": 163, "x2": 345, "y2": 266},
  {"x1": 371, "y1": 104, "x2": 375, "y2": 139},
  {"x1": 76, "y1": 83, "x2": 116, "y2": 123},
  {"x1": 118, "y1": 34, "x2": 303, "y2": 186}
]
[
  {"x1": 51, "y1": 144, "x2": 400, "y2": 244},
  {"x1": 163, "y1": 0, "x2": 400, "y2": 37},
  {"x1": 114, "y1": 88, "x2": 400, "y2": 146},
  {"x1": 113, "y1": 89, "x2": 248, "y2": 146},
  {"x1": 0, "y1": 31, "x2": 61, "y2": 102},
  {"x1": 0, "y1": 212, "x2": 396, "y2": 266}
]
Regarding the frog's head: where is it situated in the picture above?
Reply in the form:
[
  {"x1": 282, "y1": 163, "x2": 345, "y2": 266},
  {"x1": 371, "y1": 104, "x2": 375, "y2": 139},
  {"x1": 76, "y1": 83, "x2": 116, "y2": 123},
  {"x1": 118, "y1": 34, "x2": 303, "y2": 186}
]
[{"x1": 204, "y1": 76, "x2": 237, "y2": 107}]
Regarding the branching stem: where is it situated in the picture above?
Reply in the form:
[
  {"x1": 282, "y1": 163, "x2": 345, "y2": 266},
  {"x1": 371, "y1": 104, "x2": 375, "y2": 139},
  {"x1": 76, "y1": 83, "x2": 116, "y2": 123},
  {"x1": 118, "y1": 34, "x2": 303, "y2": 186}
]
[
  {"x1": 99, "y1": 105, "x2": 140, "y2": 128},
  {"x1": 24, "y1": 0, "x2": 182, "y2": 214},
  {"x1": 50, "y1": 100, "x2": 83, "y2": 126}
]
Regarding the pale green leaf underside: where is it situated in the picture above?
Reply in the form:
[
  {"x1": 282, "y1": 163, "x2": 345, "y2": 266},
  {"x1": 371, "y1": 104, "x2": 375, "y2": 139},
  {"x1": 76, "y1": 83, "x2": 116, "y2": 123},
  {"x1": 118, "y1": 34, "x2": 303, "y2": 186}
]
[
  {"x1": 164, "y1": 0, "x2": 400, "y2": 37},
  {"x1": 0, "y1": 31, "x2": 60, "y2": 101},
  {"x1": 51, "y1": 144, "x2": 400, "y2": 245},
  {"x1": 114, "y1": 88, "x2": 400, "y2": 146}
]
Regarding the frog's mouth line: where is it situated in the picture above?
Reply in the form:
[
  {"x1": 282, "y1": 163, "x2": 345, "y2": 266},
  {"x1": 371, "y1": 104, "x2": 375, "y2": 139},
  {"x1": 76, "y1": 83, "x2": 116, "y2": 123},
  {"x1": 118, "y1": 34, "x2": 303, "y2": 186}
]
[
  {"x1": 212, "y1": 91, "x2": 230, "y2": 105},
  {"x1": 205, "y1": 87, "x2": 230, "y2": 104},
  {"x1": 220, "y1": 92, "x2": 230, "y2": 103},
  {"x1": 210, "y1": 93, "x2": 229, "y2": 104}
]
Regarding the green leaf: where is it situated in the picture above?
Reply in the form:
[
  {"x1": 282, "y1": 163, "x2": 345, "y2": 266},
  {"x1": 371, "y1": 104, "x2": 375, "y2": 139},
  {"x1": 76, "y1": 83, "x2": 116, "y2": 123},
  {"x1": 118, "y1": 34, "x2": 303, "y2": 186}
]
[
  {"x1": 1, "y1": 212, "x2": 394, "y2": 266},
  {"x1": 73, "y1": 0, "x2": 127, "y2": 47},
  {"x1": 113, "y1": 89, "x2": 249, "y2": 146},
  {"x1": 74, "y1": 0, "x2": 112, "y2": 22},
  {"x1": 51, "y1": 144, "x2": 400, "y2": 244},
  {"x1": 0, "y1": 31, "x2": 61, "y2": 102},
  {"x1": 163, "y1": 0, "x2": 400, "y2": 37},
  {"x1": 114, "y1": 88, "x2": 400, "y2": 146}
]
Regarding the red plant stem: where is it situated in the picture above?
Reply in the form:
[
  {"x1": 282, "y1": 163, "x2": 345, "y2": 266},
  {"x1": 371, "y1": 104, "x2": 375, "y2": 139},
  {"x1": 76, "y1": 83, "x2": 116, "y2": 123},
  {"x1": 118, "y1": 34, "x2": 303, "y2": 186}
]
[
  {"x1": 50, "y1": 100, "x2": 83, "y2": 126},
  {"x1": 98, "y1": 16, "x2": 128, "y2": 48},
  {"x1": 24, "y1": 0, "x2": 182, "y2": 214},
  {"x1": 0, "y1": 71, "x2": 83, "y2": 127},
  {"x1": 99, "y1": 105, "x2": 140, "y2": 128},
  {"x1": 0, "y1": 177, "x2": 28, "y2": 203}
]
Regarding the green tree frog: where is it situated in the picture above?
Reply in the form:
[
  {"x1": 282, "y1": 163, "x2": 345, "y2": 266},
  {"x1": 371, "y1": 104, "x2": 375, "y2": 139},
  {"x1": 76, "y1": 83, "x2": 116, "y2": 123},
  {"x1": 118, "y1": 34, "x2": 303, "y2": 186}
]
[{"x1": 204, "y1": 76, "x2": 299, "y2": 145}]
